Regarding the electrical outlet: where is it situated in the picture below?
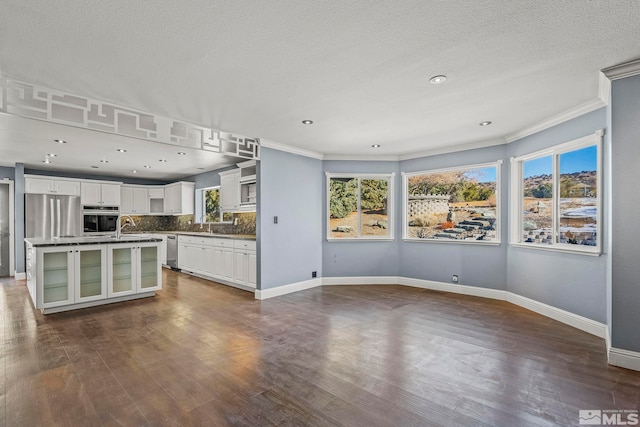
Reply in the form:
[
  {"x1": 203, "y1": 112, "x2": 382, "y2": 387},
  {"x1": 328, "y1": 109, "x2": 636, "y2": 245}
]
[
  {"x1": 452, "y1": 275, "x2": 459, "y2": 283},
  {"x1": 312, "y1": 271, "x2": 317, "y2": 278}
]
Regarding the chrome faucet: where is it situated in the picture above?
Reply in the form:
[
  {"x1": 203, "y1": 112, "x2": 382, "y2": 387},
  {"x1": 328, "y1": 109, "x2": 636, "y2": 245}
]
[
  {"x1": 200, "y1": 214, "x2": 212, "y2": 233},
  {"x1": 115, "y1": 215, "x2": 136, "y2": 239}
]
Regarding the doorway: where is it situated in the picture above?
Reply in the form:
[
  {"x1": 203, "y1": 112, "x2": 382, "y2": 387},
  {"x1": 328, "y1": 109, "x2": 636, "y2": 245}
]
[{"x1": 0, "y1": 181, "x2": 14, "y2": 277}]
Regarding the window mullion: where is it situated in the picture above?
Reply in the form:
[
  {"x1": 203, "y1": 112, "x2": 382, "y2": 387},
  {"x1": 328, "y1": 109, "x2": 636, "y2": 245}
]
[
  {"x1": 552, "y1": 154, "x2": 559, "y2": 245},
  {"x1": 357, "y1": 178, "x2": 361, "y2": 238}
]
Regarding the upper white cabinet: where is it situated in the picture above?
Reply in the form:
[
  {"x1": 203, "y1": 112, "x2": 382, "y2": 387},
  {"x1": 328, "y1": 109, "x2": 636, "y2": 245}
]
[
  {"x1": 25, "y1": 177, "x2": 81, "y2": 196},
  {"x1": 81, "y1": 182, "x2": 121, "y2": 206},
  {"x1": 219, "y1": 169, "x2": 240, "y2": 211},
  {"x1": 164, "y1": 181, "x2": 195, "y2": 214},
  {"x1": 121, "y1": 185, "x2": 149, "y2": 214}
]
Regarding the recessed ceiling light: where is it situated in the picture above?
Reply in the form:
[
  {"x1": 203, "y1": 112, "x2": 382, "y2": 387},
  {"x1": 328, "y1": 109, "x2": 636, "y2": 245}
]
[
  {"x1": 117, "y1": 148, "x2": 127, "y2": 153},
  {"x1": 131, "y1": 170, "x2": 138, "y2": 173},
  {"x1": 47, "y1": 153, "x2": 57, "y2": 157},
  {"x1": 91, "y1": 166, "x2": 99, "y2": 169},
  {"x1": 100, "y1": 159, "x2": 108, "y2": 163},
  {"x1": 177, "y1": 152, "x2": 186, "y2": 156},
  {"x1": 479, "y1": 121, "x2": 493, "y2": 126},
  {"x1": 196, "y1": 167, "x2": 205, "y2": 170},
  {"x1": 429, "y1": 75, "x2": 447, "y2": 85},
  {"x1": 159, "y1": 159, "x2": 167, "y2": 163},
  {"x1": 54, "y1": 139, "x2": 67, "y2": 144},
  {"x1": 144, "y1": 165, "x2": 151, "y2": 168},
  {"x1": 372, "y1": 144, "x2": 381, "y2": 148},
  {"x1": 302, "y1": 120, "x2": 314, "y2": 125},
  {"x1": 43, "y1": 158, "x2": 51, "y2": 164}
]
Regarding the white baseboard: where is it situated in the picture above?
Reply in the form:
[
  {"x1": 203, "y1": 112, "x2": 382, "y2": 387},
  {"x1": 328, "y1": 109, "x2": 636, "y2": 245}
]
[
  {"x1": 323, "y1": 276, "x2": 400, "y2": 286},
  {"x1": 255, "y1": 278, "x2": 322, "y2": 300},
  {"x1": 506, "y1": 293, "x2": 607, "y2": 339},
  {"x1": 609, "y1": 347, "x2": 640, "y2": 371},
  {"x1": 605, "y1": 325, "x2": 612, "y2": 362},
  {"x1": 14, "y1": 272, "x2": 26, "y2": 280},
  {"x1": 399, "y1": 277, "x2": 508, "y2": 301}
]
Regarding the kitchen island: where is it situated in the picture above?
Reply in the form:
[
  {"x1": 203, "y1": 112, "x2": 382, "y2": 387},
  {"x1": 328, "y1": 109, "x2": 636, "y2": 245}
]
[{"x1": 25, "y1": 235, "x2": 162, "y2": 314}]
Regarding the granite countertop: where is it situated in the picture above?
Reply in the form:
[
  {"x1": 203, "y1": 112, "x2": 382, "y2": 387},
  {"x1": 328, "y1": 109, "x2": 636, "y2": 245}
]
[
  {"x1": 25, "y1": 235, "x2": 163, "y2": 247},
  {"x1": 126, "y1": 231, "x2": 256, "y2": 241}
]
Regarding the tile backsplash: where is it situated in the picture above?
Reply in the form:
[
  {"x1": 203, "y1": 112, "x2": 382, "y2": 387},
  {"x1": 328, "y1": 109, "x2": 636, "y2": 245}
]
[{"x1": 125, "y1": 212, "x2": 256, "y2": 235}]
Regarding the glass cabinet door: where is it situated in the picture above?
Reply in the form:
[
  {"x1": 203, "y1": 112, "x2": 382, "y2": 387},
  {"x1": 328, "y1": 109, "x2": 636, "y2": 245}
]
[
  {"x1": 138, "y1": 244, "x2": 161, "y2": 292},
  {"x1": 76, "y1": 246, "x2": 107, "y2": 302},
  {"x1": 109, "y1": 245, "x2": 136, "y2": 297},
  {"x1": 41, "y1": 249, "x2": 73, "y2": 307}
]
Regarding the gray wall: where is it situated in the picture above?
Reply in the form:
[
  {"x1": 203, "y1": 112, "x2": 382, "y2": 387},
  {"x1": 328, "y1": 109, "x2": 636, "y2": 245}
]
[
  {"x1": 506, "y1": 107, "x2": 608, "y2": 323},
  {"x1": 322, "y1": 160, "x2": 401, "y2": 277},
  {"x1": 15, "y1": 164, "x2": 25, "y2": 273},
  {"x1": 610, "y1": 74, "x2": 640, "y2": 351},
  {"x1": 259, "y1": 147, "x2": 323, "y2": 290},
  {"x1": 399, "y1": 144, "x2": 509, "y2": 290},
  {"x1": 0, "y1": 166, "x2": 15, "y2": 180}
]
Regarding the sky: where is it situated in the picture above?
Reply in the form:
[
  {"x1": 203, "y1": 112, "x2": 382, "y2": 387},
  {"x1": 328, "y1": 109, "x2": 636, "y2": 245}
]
[
  {"x1": 524, "y1": 146, "x2": 597, "y2": 178},
  {"x1": 464, "y1": 167, "x2": 496, "y2": 183}
]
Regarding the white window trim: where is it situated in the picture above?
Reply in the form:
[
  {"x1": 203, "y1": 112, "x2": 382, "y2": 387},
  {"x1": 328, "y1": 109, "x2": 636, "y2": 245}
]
[
  {"x1": 201, "y1": 186, "x2": 232, "y2": 224},
  {"x1": 509, "y1": 129, "x2": 603, "y2": 255},
  {"x1": 326, "y1": 172, "x2": 395, "y2": 241},
  {"x1": 402, "y1": 160, "x2": 502, "y2": 244}
]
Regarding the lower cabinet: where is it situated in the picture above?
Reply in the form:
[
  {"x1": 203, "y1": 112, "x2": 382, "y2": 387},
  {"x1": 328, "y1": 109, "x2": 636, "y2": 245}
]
[
  {"x1": 108, "y1": 242, "x2": 162, "y2": 297},
  {"x1": 32, "y1": 242, "x2": 161, "y2": 312},
  {"x1": 37, "y1": 245, "x2": 108, "y2": 309},
  {"x1": 177, "y1": 235, "x2": 256, "y2": 289}
]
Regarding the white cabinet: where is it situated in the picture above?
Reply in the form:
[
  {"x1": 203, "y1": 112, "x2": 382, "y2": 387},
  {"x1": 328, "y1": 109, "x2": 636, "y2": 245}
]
[
  {"x1": 35, "y1": 245, "x2": 107, "y2": 309},
  {"x1": 148, "y1": 187, "x2": 165, "y2": 214},
  {"x1": 219, "y1": 169, "x2": 240, "y2": 211},
  {"x1": 107, "y1": 242, "x2": 161, "y2": 297},
  {"x1": 233, "y1": 240, "x2": 256, "y2": 288},
  {"x1": 177, "y1": 235, "x2": 214, "y2": 276},
  {"x1": 121, "y1": 186, "x2": 149, "y2": 214},
  {"x1": 81, "y1": 182, "x2": 121, "y2": 206},
  {"x1": 164, "y1": 182, "x2": 195, "y2": 214},
  {"x1": 177, "y1": 235, "x2": 255, "y2": 289},
  {"x1": 25, "y1": 176, "x2": 80, "y2": 196}
]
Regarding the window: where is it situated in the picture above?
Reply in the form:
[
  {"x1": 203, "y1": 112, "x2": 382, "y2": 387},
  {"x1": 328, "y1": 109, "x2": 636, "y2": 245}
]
[
  {"x1": 402, "y1": 162, "x2": 501, "y2": 243},
  {"x1": 510, "y1": 130, "x2": 602, "y2": 254},
  {"x1": 326, "y1": 173, "x2": 394, "y2": 240},
  {"x1": 201, "y1": 187, "x2": 233, "y2": 223}
]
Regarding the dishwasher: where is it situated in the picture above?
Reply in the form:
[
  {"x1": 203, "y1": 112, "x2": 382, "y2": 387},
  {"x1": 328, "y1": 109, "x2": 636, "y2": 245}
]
[{"x1": 166, "y1": 234, "x2": 179, "y2": 269}]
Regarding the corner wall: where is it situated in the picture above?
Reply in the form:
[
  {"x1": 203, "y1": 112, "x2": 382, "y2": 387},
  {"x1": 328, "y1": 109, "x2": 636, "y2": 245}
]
[
  {"x1": 506, "y1": 108, "x2": 608, "y2": 323},
  {"x1": 258, "y1": 147, "x2": 323, "y2": 290},
  {"x1": 610, "y1": 74, "x2": 640, "y2": 352}
]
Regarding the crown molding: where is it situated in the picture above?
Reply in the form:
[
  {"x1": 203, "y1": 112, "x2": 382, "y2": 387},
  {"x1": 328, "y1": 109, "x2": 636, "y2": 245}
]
[
  {"x1": 598, "y1": 71, "x2": 611, "y2": 104},
  {"x1": 398, "y1": 137, "x2": 507, "y2": 161},
  {"x1": 505, "y1": 97, "x2": 606, "y2": 144},
  {"x1": 602, "y1": 58, "x2": 640, "y2": 81},
  {"x1": 259, "y1": 139, "x2": 324, "y2": 160},
  {"x1": 323, "y1": 154, "x2": 399, "y2": 161}
]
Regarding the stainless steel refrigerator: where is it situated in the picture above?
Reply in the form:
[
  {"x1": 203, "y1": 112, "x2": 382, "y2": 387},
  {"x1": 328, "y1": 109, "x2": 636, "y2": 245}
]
[{"x1": 25, "y1": 194, "x2": 82, "y2": 239}]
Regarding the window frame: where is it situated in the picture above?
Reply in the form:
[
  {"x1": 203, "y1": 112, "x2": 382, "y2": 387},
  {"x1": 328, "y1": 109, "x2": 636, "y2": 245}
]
[
  {"x1": 200, "y1": 186, "x2": 232, "y2": 224},
  {"x1": 402, "y1": 161, "x2": 502, "y2": 244},
  {"x1": 509, "y1": 130, "x2": 603, "y2": 255},
  {"x1": 325, "y1": 172, "x2": 395, "y2": 242}
]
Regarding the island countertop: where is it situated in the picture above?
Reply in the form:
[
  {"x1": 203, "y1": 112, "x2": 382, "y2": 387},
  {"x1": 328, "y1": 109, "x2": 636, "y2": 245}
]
[
  {"x1": 25, "y1": 235, "x2": 163, "y2": 247},
  {"x1": 124, "y1": 231, "x2": 257, "y2": 241}
]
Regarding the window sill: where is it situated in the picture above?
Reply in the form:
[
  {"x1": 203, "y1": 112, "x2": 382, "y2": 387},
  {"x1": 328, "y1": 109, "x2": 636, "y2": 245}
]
[
  {"x1": 510, "y1": 243, "x2": 601, "y2": 257},
  {"x1": 402, "y1": 238, "x2": 501, "y2": 246}
]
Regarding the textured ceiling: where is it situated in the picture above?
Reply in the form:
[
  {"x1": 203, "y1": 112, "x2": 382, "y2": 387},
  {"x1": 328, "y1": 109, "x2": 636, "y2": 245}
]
[{"x1": 1, "y1": 0, "x2": 640, "y2": 174}]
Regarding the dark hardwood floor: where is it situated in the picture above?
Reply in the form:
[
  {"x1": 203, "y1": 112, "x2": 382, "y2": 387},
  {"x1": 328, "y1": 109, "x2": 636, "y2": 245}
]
[{"x1": 1, "y1": 271, "x2": 639, "y2": 426}]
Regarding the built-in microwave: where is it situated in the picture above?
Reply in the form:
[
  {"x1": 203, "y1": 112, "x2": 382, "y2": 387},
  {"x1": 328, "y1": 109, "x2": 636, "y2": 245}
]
[{"x1": 82, "y1": 206, "x2": 119, "y2": 235}]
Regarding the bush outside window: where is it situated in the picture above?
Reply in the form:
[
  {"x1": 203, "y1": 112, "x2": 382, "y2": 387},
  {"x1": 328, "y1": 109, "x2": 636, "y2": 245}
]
[
  {"x1": 326, "y1": 173, "x2": 394, "y2": 240},
  {"x1": 510, "y1": 130, "x2": 602, "y2": 254},
  {"x1": 402, "y1": 162, "x2": 501, "y2": 243}
]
